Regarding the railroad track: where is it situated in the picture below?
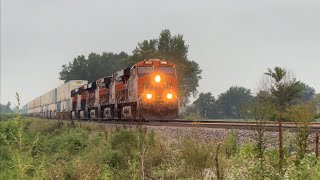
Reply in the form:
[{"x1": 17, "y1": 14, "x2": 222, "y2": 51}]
[{"x1": 46, "y1": 118, "x2": 320, "y2": 132}]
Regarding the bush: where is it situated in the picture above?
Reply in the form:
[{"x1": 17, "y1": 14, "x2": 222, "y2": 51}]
[
  {"x1": 0, "y1": 113, "x2": 16, "y2": 121},
  {"x1": 0, "y1": 115, "x2": 47, "y2": 179},
  {"x1": 288, "y1": 154, "x2": 320, "y2": 179},
  {"x1": 180, "y1": 138, "x2": 214, "y2": 179},
  {"x1": 106, "y1": 129, "x2": 140, "y2": 178},
  {"x1": 223, "y1": 130, "x2": 238, "y2": 158},
  {"x1": 45, "y1": 128, "x2": 88, "y2": 156},
  {"x1": 27, "y1": 119, "x2": 61, "y2": 135}
]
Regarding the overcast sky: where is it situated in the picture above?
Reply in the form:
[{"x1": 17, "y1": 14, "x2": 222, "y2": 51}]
[{"x1": 1, "y1": 0, "x2": 319, "y2": 106}]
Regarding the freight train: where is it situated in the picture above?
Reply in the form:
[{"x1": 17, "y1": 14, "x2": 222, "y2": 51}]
[{"x1": 22, "y1": 59, "x2": 179, "y2": 120}]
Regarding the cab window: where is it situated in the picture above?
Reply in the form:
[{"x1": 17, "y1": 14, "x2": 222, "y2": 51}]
[
  {"x1": 138, "y1": 67, "x2": 154, "y2": 77},
  {"x1": 158, "y1": 66, "x2": 175, "y2": 76}
]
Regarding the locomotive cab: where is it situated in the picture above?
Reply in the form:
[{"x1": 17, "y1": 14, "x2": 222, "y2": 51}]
[{"x1": 132, "y1": 59, "x2": 179, "y2": 120}]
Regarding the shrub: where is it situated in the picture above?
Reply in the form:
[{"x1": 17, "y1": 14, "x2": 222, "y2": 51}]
[
  {"x1": 288, "y1": 154, "x2": 320, "y2": 179},
  {"x1": 45, "y1": 128, "x2": 88, "y2": 156},
  {"x1": 27, "y1": 119, "x2": 61, "y2": 135},
  {"x1": 106, "y1": 129, "x2": 140, "y2": 178},
  {"x1": 180, "y1": 138, "x2": 214, "y2": 179},
  {"x1": 223, "y1": 130, "x2": 238, "y2": 158},
  {"x1": 0, "y1": 113, "x2": 16, "y2": 121},
  {"x1": 0, "y1": 115, "x2": 46, "y2": 179}
]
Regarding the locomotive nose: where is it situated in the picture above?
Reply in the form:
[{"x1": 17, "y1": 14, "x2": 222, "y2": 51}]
[{"x1": 157, "y1": 102, "x2": 165, "y2": 112}]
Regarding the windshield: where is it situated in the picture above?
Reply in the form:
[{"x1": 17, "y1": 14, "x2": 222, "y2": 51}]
[
  {"x1": 158, "y1": 66, "x2": 175, "y2": 76},
  {"x1": 138, "y1": 67, "x2": 154, "y2": 77}
]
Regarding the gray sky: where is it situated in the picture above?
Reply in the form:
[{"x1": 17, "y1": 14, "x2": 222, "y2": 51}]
[{"x1": 1, "y1": 0, "x2": 320, "y2": 106}]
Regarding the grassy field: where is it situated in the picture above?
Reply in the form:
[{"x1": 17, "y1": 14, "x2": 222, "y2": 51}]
[{"x1": 1, "y1": 114, "x2": 320, "y2": 179}]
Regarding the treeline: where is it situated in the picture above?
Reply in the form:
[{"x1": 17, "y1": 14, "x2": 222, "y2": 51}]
[
  {"x1": 59, "y1": 29, "x2": 201, "y2": 104},
  {"x1": 0, "y1": 102, "x2": 13, "y2": 114},
  {"x1": 188, "y1": 67, "x2": 319, "y2": 120}
]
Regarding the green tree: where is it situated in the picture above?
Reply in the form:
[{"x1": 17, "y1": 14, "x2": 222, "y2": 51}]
[
  {"x1": 264, "y1": 66, "x2": 303, "y2": 174},
  {"x1": 193, "y1": 92, "x2": 215, "y2": 118},
  {"x1": 250, "y1": 91, "x2": 277, "y2": 178},
  {"x1": 287, "y1": 102, "x2": 316, "y2": 163},
  {"x1": 215, "y1": 86, "x2": 253, "y2": 119},
  {"x1": 298, "y1": 83, "x2": 315, "y2": 103},
  {"x1": 59, "y1": 52, "x2": 129, "y2": 83},
  {"x1": 0, "y1": 102, "x2": 13, "y2": 114},
  {"x1": 129, "y1": 30, "x2": 202, "y2": 104},
  {"x1": 315, "y1": 94, "x2": 320, "y2": 117}
]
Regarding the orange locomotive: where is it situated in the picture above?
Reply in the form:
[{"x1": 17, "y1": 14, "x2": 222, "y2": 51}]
[{"x1": 70, "y1": 59, "x2": 179, "y2": 120}]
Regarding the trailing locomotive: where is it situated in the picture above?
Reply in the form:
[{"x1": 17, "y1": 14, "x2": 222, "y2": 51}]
[{"x1": 23, "y1": 59, "x2": 179, "y2": 120}]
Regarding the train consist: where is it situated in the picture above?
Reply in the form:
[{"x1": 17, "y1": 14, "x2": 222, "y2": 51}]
[{"x1": 22, "y1": 59, "x2": 179, "y2": 120}]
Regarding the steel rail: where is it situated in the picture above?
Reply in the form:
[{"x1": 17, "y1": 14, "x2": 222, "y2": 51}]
[{"x1": 42, "y1": 118, "x2": 320, "y2": 132}]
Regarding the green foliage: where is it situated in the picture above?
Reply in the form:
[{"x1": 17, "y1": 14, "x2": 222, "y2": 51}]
[
  {"x1": 179, "y1": 138, "x2": 214, "y2": 179},
  {"x1": 239, "y1": 142, "x2": 255, "y2": 158},
  {"x1": 315, "y1": 94, "x2": 320, "y2": 119},
  {"x1": 265, "y1": 67, "x2": 303, "y2": 114},
  {"x1": 0, "y1": 116, "x2": 46, "y2": 179},
  {"x1": 2, "y1": 115, "x2": 320, "y2": 179},
  {"x1": 264, "y1": 66, "x2": 304, "y2": 175},
  {"x1": 105, "y1": 128, "x2": 159, "y2": 179},
  {"x1": 223, "y1": 131, "x2": 238, "y2": 158},
  {"x1": 248, "y1": 94, "x2": 277, "y2": 177},
  {"x1": 287, "y1": 102, "x2": 316, "y2": 162},
  {"x1": 189, "y1": 82, "x2": 315, "y2": 120},
  {"x1": 288, "y1": 154, "x2": 320, "y2": 179},
  {"x1": 0, "y1": 102, "x2": 14, "y2": 120},
  {"x1": 180, "y1": 105, "x2": 203, "y2": 120},
  {"x1": 0, "y1": 113, "x2": 16, "y2": 121},
  {"x1": 215, "y1": 86, "x2": 253, "y2": 119},
  {"x1": 193, "y1": 92, "x2": 216, "y2": 118},
  {"x1": 48, "y1": 128, "x2": 88, "y2": 155},
  {"x1": 59, "y1": 52, "x2": 129, "y2": 83},
  {"x1": 190, "y1": 86, "x2": 253, "y2": 119},
  {"x1": 108, "y1": 129, "x2": 138, "y2": 170},
  {"x1": 27, "y1": 119, "x2": 60, "y2": 135},
  {"x1": 0, "y1": 102, "x2": 13, "y2": 114},
  {"x1": 299, "y1": 82, "x2": 316, "y2": 103}
]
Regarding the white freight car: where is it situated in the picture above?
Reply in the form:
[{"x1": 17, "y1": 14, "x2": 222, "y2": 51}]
[
  {"x1": 41, "y1": 89, "x2": 57, "y2": 106},
  {"x1": 56, "y1": 80, "x2": 87, "y2": 118},
  {"x1": 57, "y1": 80, "x2": 87, "y2": 102},
  {"x1": 35, "y1": 96, "x2": 42, "y2": 108},
  {"x1": 24, "y1": 80, "x2": 87, "y2": 118},
  {"x1": 41, "y1": 89, "x2": 57, "y2": 118}
]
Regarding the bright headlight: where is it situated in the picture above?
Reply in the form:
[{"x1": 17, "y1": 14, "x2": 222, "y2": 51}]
[
  {"x1": 146, "y1": 93, "x2": 152, "y2": 99},
  {"x1": 155, "y1": 75, "x2": 161, "y2": 83},
  {"x1": 167, "y1": 93, "x2": 173, "y2": 99}
]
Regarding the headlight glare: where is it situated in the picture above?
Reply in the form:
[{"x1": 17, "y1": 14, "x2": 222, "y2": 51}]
[
  {"x1": 155, "y1": 75, "x2": 161, "y2": 83},
  {"x1": 146, "y1": 93, "x2": 152, "y2": 99}
]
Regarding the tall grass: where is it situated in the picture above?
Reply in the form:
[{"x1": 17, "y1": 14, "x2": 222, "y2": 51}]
[{"x1": 1, "y1": 115, "x2": 320, "y2": 179}]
